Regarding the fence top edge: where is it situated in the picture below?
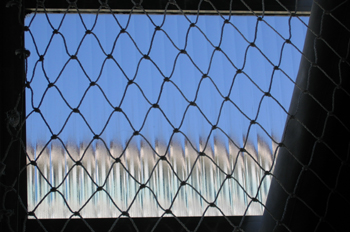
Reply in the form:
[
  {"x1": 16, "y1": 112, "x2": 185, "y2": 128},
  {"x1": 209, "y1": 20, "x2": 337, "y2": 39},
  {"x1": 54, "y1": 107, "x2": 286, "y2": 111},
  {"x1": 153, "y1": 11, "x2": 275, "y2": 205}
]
[{"x1": 26, "y1": 8, "x2": 311, "y2": 16}]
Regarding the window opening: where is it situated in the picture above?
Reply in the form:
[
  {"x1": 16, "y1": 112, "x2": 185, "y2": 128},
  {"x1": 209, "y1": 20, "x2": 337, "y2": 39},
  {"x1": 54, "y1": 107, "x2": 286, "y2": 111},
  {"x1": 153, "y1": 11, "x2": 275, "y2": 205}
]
[{"x1": 25, "y1": 12, "x2": 308, "y2": 218}]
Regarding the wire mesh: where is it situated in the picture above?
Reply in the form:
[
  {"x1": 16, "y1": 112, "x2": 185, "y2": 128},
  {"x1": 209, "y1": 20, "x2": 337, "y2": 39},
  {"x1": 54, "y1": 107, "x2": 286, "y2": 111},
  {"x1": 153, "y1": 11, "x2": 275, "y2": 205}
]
[
  {"x1": 1, "y1": 0, "x2": 350, "y2": 232},
  {"x1": 23, "y1": 11, "x2": 308, "y2": 219}
]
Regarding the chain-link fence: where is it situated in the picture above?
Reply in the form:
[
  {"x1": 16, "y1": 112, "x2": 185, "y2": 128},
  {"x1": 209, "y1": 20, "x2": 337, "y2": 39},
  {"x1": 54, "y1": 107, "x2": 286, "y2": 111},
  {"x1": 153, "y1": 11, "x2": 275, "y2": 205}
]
[{"x1": 1, "y1": 0, "x2": 349, "y2": 231}]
